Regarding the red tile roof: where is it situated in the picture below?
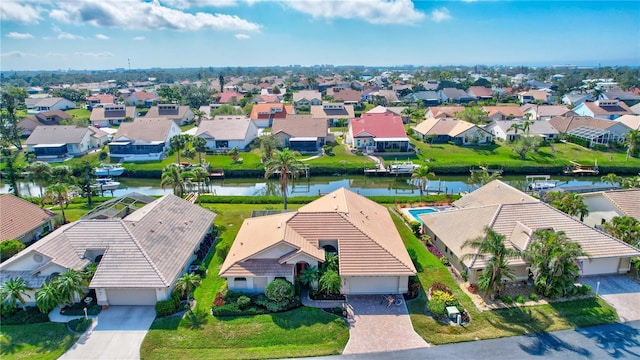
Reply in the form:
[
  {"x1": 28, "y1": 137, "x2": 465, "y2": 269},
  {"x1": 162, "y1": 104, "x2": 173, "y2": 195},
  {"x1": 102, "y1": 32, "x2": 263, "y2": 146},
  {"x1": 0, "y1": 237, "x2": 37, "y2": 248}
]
[
  {"x1": 350, "y1": 113, "x2": 407, "y2": 138},
  {"x1": 86, "y1": 94, "x2": 115, "y2": 103},
  {"x1": 1, "y1": 194, "x2": 56, "y2": 241},
  {"x1": 214, "y1": 91, "x2": 244, "y2": 104},
  {"x1": 250, "y1": 103, "x2": 293, "y2": 120}
]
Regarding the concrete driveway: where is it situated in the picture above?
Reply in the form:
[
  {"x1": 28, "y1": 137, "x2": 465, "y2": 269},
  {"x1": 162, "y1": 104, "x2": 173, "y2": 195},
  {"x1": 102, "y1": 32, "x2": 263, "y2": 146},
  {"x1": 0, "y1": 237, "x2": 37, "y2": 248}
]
[
  {"x1": 582, "y1": 275, "x2": 640, "y2": 322},
  {"x1": 59, "y1": 306, "x2": 156, "y2": 360},
  {"x1": 342, "y1": 295, "x2": 429, "y2": 355}
]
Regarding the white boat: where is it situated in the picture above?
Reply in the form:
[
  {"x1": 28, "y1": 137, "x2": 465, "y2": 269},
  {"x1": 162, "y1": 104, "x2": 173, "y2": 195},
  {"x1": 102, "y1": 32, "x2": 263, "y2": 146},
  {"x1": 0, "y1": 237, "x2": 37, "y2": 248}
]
[
  {"x1": 389, "y1": 162, "x2": 420, "y2": 174},
  {"x1": 95, "y1": 164, "x2": 125, "y2": 177},
  {"x1": 528, "y1": 181, "x2": 558, "y2": 190},
  {"x1": 91, "y1": 178, "x2": 121, "y2": 191}
]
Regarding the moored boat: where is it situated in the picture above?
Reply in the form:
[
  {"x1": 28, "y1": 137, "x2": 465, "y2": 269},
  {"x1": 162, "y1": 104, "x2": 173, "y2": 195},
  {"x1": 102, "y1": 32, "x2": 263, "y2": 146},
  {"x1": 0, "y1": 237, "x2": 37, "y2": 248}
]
[{"x1": 95, "y1": 164, "x2": 125, "y2": 177}]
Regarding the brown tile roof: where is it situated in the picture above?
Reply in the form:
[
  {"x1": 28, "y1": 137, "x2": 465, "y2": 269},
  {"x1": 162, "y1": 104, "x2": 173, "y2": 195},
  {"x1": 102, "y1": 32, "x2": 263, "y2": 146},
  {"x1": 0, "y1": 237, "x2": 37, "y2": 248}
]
[
  {"x1": 86, "y1": 94, "x2": 115, "y2": 103},
  {"x1": 426, "y1": 106, "x2": 465, "y2": 118},
  {"x1": 521, "y1": 105, "x2": 572, "y2": 117},
  {"x1": 273, "y1": 116, "x2": 329, "y2": 138},
  {"x1": 332, "y1": 88, "x2": 362, "y2": 102},
  {"x1": 520, "y1": 90, "x2": 550, "y2": 101},
  {"x1": 413, "y1": 117, "x2": 477, "y2": 137},
  {"x1": 467, "y1": 86, "x2": 493, "y2": 98},
  {"x1": 144, "y1": 104, "x2": 191, "y2": 120},
  {"x1": 603, "y1": 189, "x2": 640, "y2": 220},
  {"x1": 582, "y1": 100, "x2": 633, "y2": 115},
  {"x1": 25, "y1": 125, "x2": 90, "y2": 145},
  {"x1": 90, "y1": 105, "x2": 136, "y2": 122},
  {"x1": 17, "y1": 110, "x2": 71, "y2": 132},
  {"x1": 454, "y1": 180, "x2": 538, "y2": 208},
  {"x1": 483, "y1": 106, "x2": 524, "y2": 118},
  {"x1": 548, "y1": 116, "x2": 627, "y2": 133},
  {"x1": 0, "y1": 194, "x2": 56, "y2": 241},
  {"x1": 310, "y1": 104, "x2": 355, "y2": 119},
  {"x1": 113, "y1": 117, "x2": 176, "y2": 142}
]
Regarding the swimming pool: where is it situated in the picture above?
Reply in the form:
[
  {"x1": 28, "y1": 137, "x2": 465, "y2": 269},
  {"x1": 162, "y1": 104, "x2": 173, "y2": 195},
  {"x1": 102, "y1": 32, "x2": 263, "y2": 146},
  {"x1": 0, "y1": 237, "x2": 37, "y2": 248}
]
[{"x1": 407, "y1": 208, "x2": 436, "y2": 223}]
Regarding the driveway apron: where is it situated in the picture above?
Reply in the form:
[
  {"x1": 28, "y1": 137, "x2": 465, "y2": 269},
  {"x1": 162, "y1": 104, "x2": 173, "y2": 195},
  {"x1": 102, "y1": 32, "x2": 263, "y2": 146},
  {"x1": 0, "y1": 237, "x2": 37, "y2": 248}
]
[
  {"x1": 582, "y1": 275, "x2": 640, "y2": 322},
  {"x1": 59, "y1": 305, "x2": 156, "y2": 360},
  {"x1": 342, "y1": 295, "x2": 429, "y2": 354}
]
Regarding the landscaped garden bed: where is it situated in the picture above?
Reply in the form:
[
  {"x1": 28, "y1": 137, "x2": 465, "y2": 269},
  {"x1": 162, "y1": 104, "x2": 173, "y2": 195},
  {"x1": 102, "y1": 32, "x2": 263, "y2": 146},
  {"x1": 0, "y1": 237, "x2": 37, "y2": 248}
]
[{"x1": 212, "y1": 279, "x2": 301, "y2": 317}]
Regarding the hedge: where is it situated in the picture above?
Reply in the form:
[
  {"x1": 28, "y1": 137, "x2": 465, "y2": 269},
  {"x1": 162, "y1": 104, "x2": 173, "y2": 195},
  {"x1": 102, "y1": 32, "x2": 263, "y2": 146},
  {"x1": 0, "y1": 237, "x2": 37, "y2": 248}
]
[{"x1": 1, "y1": 306, "x2": 50, "y2": 325}]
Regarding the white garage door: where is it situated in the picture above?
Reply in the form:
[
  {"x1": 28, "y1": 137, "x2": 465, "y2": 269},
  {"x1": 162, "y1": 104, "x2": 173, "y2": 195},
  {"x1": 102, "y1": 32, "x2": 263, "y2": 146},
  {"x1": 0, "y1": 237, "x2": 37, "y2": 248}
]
[
  {"x1": 106, "y1": 288, "x2": 157, "y2": 305},
  {"x1": 349, "y1": 276, "x2": 399, "y2": 294},
  {"x1": 581, "y1": 258, "x2": 619, "y2": 276}
]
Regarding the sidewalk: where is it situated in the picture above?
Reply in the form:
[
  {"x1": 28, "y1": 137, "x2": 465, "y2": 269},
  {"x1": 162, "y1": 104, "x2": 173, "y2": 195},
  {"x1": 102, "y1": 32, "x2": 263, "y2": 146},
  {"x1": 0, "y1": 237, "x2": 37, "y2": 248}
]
[{"x1": 49, "y1": 306, "x2": 99, "y2": 323}]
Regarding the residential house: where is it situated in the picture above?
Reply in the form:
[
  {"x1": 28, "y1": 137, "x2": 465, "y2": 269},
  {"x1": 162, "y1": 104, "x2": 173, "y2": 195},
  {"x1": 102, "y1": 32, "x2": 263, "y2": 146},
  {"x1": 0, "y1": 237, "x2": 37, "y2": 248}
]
[
  {"x1": 250, "y1": 103, "x2": 294, "y2": 128},
  {"x1": 272, "y1": 115, "x2": 332, "y2": 152},
  {"x1": 412, "y1": 117, "x2": 494, "y2": 145},
  {"x1": 17, "y1": 110, "x2": 71, "y2": 137},
  {"x1": 581, "y1": 189, "x2": 640, "y2": 228},
  {"x1": 25, "y1": 94, "x2": 52, "y2": 111},
  {"x1": 403, "y1": 91, "x2": 440, "y2": 106},
  {"x1": 328, "y1": 88, "x2": 361, "y2": 105},
  {"x1": 486, "y1": 120, "x2": 559, "y2": 141},
  {"x1": 420, "y1": 181, "x2": 640, "y2": 284},
  {"x1": 31, "y1": 97, "x2": 76, "y2": 113},
  {"x1": 219, "y1": 188, "x2": 416, "y2": 294},
  {"x1": 482, "y1": 106, "x2": 524, "y2": 121},
  {"x1": 518, "y1": 90, "x2": 551, "y2": 104},
  {"x1": 310, "y1": 103, "x2": 355, "y2": 127},
  {"x1": 370, "y1": 89, "x2": 400, "y2": 106},
  {"x1": 250, "y1": 94, "x2": 282, "y2": 104},
  {"x1": 601, "y1": 88, "x2": 640, "y2": 104},
  {"x1": 366, "y1": 105, "x2": 409, "y2": 122},
  {"x1": 520, "y1": 104, "x2": 575, "y2": 120},
  {"x1": 439, "y1": 88, "x2": 475, "y2": 104},
  {"x1": 25, "y1": 125, "x2": 94, "y2": 160},
  {"x1": 144, "y1": 104, "x2": 195, "y2": 126},
  {"x1": 562, "y1": 93, "x2": 594, "y2": 107},
  {"x1": 572, "y1": 99, "x2": 633, "y2": 120},
  {"x1": 109, "y1": 117, "x2": 181, "y2": 161},
  {"x1": 0, "y1": 194, "x2": 57, "y2": 244},
  {"x1": 347, "y1": 113, "x2": 411, "y2": 153},
  {"x1": 212, "y1": 91, "x2": 244, "y2": 105},
  {"x1": 88, "y1": 126, "x2": 110, "y2": 148},
  {"x1": 90, "y1": 104, "x2": 137, "y2": 127},
  {"x1": 124, "y1": 91, "x2": 159, "y2": 107},
  {"x1": 615, "y1": 114, "x2": 640, "y2": 130},
  {"x1": 467, "y1": 86, "x2": 494, "y2": 101},
  {"x1": 0, "y1": 194, "x2": 216, "y2": 306},
  {"x1": 425, "y1": 106, "x2": 465, "y2": 119},
  {"x1": 292, "y1": 90, "x2": 322, "y2": 109},
  {"x1": 630, "y1": 102, "x2": 640, "y2": 115},
  {"x1": 549, "y1": 116, "x2": 631, "y2": 147},
  {"x1": 86, "y1": 94, "x2": 115, "y2": 109},
  {"x1": 195, "y1": 116, "x2": 258, "y2": 151}
]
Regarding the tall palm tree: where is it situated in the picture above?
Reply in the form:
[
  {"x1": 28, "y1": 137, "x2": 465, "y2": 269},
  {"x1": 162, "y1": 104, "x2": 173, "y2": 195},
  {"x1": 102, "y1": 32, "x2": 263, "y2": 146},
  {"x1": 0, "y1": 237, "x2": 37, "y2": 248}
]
[
  {"x1": 161, "y1": 163, "x2": 186, "y2": 197},
  {"x1": 461, "y1": 226, "x2": 521, "y2": 300},
  {"x1": 170, "y1": 134, "x2": 191, "y2": 165},
  {"x1": 507, "y1": 123, "x2": 523, "y2": 140},
  {"x1": 51, "y1": 165, "x2": 72, "y2": 184},
  {"x1": 192, "y1": 136, "x2": 208, "y2": 165},
  {"x1": 0, "y1": 277, "x2": 30, "y2": 310},
  {"x1": 190, "y1": 167, "x2": 209, "y2": 193},
  {"x1": 53, "y1": 269, "x2": 86, "y2": 306},
  {"x1": 411, "y1": 165, "x2": 435, "y2": 202},
  {"x1": 35, "y1": 281, "x2": 60, "y2": 314},
  {"x1": 625, "y1": 129, "x2": 640, "y2": 161},
  {"x1": 28, "y1": 161, "x2": 52, "y2": 203},
  {"x1": 601, "y1": 173, "x2": 621, "y2": 188},
  {"x1": 175, "y1": 272, "x2": 202, "y2": 303},
  {"x1": 468, "y1": 168, "x2": 501, "y2": 188},
  {"x1": 264, "y1": 148, "x2": 305, "y2": 210},
  {"x1": 45, "y1": 183, "x2": 81, "y2": 224}
]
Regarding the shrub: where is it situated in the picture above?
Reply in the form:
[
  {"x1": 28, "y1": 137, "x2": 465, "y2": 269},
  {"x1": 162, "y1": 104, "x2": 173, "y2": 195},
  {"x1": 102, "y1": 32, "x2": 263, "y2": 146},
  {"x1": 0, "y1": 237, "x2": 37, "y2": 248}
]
[
  {"x1": 528, "y1": 293, "x2": 538, "y2": 301},
  {"x1": 439, "y1": 256, "x2": 450, "y2": 266},
  {"x1": 155, "y1": 299, "x2": 178, "y2": 317},
  {"x1": 430, "y1": 282, "x2": 452, "y2": 295},
  {"x1": 0, "y1": 239, "x2": 25, "y2": 262},
  {"x1": 461, "y1": 270, "x2": 469, "y2": 282},
  {"x1": 216, "y1": 242, "x2": 231, "y2": 260},
  {"x1": 409, "y1": 221, "x2": 421, "y2": 236},
  {"x1": 237, "y1": 295, "x2": 251, "y2": 310},
  {"x1": 515, "y1": 295, "x2": 526, "y2": 304},
  {"x1": 431, "y1": 290, "x2": 458, "y2": 307},
  {"x1": 427, "y1": 299, "x2": 446, "y2": 317},
  {"x1": 577, "y1": 284, "x2": 592, "y2": 296},
  {"x1": 501, "y1": 295, "x2": 514, "y2": 305},
  {"x1": 213, "y1": 292, "x2": 226, "y2": 307},
  {"x1": 68, "y1": 318, "x2": 92, "y2": 333},
  {"x1": 407, "y1": 248, "x2": 423, "y2": 272},
  {"x1": 1, "y1": 306, "x2": 50, "y2": 325},
  {"x1": 265, "y1": 279, "x2": 295, "y2": 305}
]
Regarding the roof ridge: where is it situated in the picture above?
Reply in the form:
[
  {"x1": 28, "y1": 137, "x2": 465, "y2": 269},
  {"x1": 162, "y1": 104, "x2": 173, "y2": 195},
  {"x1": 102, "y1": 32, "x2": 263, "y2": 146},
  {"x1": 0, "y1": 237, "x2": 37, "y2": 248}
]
[
  {"x1": 121, "y1": 220, "x2": 169, "y2": 286},
  {"x1": 469, "y1": 203, "x2": 503, "y2": 268}
]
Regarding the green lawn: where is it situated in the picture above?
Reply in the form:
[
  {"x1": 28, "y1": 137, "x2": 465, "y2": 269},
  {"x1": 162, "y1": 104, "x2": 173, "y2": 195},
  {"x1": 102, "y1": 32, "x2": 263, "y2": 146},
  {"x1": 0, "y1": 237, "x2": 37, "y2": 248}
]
[
  {"x1": 65, "y1": 109, "x2": 91, "y2": 121},
  {"x1": 391, "y1": 210, "x2": 619, "y2": 345},
  {"x1": 141, "y1": 203, "x2": 349, "y2": 359},
  {"x1": 0, "y1": 323, "x2": 79, "y2": 360},
  {"x1": 306, "y1": 138, "x2": 375, "y2": 170}
]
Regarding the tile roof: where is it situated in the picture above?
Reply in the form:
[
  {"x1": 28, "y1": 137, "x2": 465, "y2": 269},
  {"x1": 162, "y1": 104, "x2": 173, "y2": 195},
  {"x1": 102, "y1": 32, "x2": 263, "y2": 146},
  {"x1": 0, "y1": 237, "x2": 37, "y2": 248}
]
[
  {"x1": 25, "y1": 125, "x2": 90, "y2": 145},
  {"x1": 615, "y1": 115, "x2": 640, "y2": 130},
  {"x1": 86, "y1": 94, "x2": 115, "y2": 103},
  {"x1": 331, "y1": 88, "x2": 362, "y2": 102},
  {"x1": 426, "y1": 106, "x2": 465, "y2": 118},
  {"x1": 214, "y1": 91, "x2": 244, "y2": 104},
  {"x1": 413, "y1": 117, "x2": 477, "y2": 137},
  {"x1": 35, "y1": 97, "x2": 71, "y2": 107},
  {"x1": 293, "y1": 90, "x2": 322, "y2": 102},
  {"x1": 250, "y1": 103, "x2": 293, "y2": 120},
  {"x1": 273, "y1": 116, "x2": 329, "y2": 138},
  {"x1": 548, "y1": 116, "x2": 630, "y2": 133},
  {"x1": 144, "y1": 104, "x2": 191, "y2": 120},
  {"x1": 310, "y1": 103, "x2": 355, "y2": 119},
  {"x1": 129, "y1": 91, "x2": 159, "y2": 100},
  {"x1": 350, "y1": 113, "x2": 407, "y2": 139},
  {"x1": 482, "y1": 106, "x2": 524, "y2": 118},
  {"x1": 196, "y1": 116, "x2": 253, "y2": 140},
  {"x1": 522, "y1": 105, "x2": 572, "y2": 117},
  {"x1": 0, "y1": 194, "x2": 57, "y2": 241},
  {"x1": 581, "y1": 101, "x2": 633, "y2": 115},
  {"x1": 467, "y1": 86, "x2": 493, "y2": 98},
  {"x1": 520, "y1": 90, "x2": 550, "y2": 101},
  {"x1": 454, "y1": 180, "x2": 538, "y2": 209},
  {"x1": 603, "y1": 189, "x2": 640, "y2": 220},
  {"x1": 441, "y1": 88, "x2": 472, "y2": 100},
  {"x1": 113, "y1": 117, "x2": 175, "y2": 142},
  {"x1": 90, "y1": 105, "x2": 136, "y2": 122}
]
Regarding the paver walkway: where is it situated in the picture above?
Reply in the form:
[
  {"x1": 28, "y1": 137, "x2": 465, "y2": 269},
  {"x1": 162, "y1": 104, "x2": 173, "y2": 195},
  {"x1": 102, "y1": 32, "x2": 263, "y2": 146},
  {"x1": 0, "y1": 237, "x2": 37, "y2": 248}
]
[
  {"x1": 342, "y1": 295, "x2": 429, "y2": 354},
  {"x1": 582, "y1": 275, "x2": 640, "y2": 322},
  {"x1": 301, "y1": 288, "x2": 346, "y2": 309}
]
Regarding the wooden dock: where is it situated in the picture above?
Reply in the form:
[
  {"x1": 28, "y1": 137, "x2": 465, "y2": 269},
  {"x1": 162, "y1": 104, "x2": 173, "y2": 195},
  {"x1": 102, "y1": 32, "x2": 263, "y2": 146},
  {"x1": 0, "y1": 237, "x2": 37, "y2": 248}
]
[{"x1": 563, "y1": 161, "x2": 599, "y2": 176}]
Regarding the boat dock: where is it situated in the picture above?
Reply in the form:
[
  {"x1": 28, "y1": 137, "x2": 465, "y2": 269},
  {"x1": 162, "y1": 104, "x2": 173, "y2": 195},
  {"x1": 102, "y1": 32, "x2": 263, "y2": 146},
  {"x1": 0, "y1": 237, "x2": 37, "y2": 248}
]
[
  {"x1": 563, "y1": 161, "x2": 599, "y2": 175},
  {"x1": 364, "y1": 160, "x2": 419, "y2": 176}
]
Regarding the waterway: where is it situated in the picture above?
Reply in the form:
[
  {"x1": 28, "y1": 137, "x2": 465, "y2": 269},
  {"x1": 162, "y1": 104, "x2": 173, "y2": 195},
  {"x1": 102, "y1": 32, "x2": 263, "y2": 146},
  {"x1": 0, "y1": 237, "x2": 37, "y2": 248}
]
[{"x1": 1, "y1": 174, "x2": 613, "y2": 198}]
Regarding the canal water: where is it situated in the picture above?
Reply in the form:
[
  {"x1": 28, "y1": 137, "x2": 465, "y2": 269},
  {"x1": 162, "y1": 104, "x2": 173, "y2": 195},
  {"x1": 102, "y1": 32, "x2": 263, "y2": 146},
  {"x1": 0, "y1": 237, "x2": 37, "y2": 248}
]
[{"x1": 1, "y1": 174, "x2": 613, "y2": 198}]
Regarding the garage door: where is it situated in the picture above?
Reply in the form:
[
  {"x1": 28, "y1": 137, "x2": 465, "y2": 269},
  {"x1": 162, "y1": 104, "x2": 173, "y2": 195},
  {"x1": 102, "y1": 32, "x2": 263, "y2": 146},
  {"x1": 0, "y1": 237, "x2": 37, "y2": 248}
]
[
  {"x1": 106, "y1": 288, "x2": 157, "y2": 305},
  {"x1": 581, "y1": 258, "x2": 619, "y2": 276},
  {"x1": 348, "y1": 276, "x2": 399, "y2": 294}
]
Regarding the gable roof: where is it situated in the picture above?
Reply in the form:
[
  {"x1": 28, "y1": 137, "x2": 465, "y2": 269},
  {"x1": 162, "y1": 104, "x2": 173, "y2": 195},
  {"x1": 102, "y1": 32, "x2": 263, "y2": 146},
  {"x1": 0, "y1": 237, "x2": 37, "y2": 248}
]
[
  {"x1": 522, "y1": 104, "x2": 573, "y2": 117},
  {"x1": 250, "y1": 103, "x2": 293, "y2": 120},
  {"x1": 519, "y1": 90, "x2": 550, "y2": 101},
  {"x1": 331, "y1": 88, "x2": 361, "y2": 102},
  {"x1": 454, "y1": 180, "x2": 538, "y2": 208},
  {"x1": 488, "y1": 119, "x2": 559, "y2": 136},
  {"x1": 426, "y1": 106, "x2": 465, "y2": 118},
  {"x1": 615, "y1": 114, "x2": 640, "y2": 130},
  {"x1": 548, "y1": 116, "x2": 630, "y2": 133},
  {"x1": 441, "y1": 88, "x2": 472, "y2": 100},
  {"x1": 129, "y1": 91, "x2": 159, "y2": 101},
  {"x1": 0, "y1": 195, "x2": 57, "y2": 241},
  {"x1": 18, "y1": 110, "x2": 71, "y2": 130},
  {"x1": 482, "y1": 106, "x2": 524, "y2": 118},
  {"x1": 113, "y1": 117, "x2": 175, "y2": 142},
  {"x1": 25, "y1": 125, "x2": 90, "y2": 145},
  {"x1": 293, "y1": 90, "x2": 322, "y2": 102},
  {"x1": 602, "y1": 189, "x2": 640, "y2": 220},
  {"x1": 144, "y1": 104, "x2": 191, "y2": 120},
  {"x1": 350, "y1": 113, "x2": 407, "y2": 139},
  {"x1": 0, "y1": 194, "x2": 216, "y2": 289},
  {"x1": 467, "y1": 86, "x2": 493, "y2": 98},
  {"x1": 220, "y1": 188, "x2": 416, "y2": 277},
  {"x1": 90, "y1": 105, "x2": 136, "y2": 122},
  {"x1": 580, "y1": 100, "x2": 633, "y2": 115},
  {"x1": 413, "y1": 117, "x2": 481, "y2": 137},
  {"x1": 86, "y1": 94, "x2": 115, "y2": 104},
  {"x1": 35, "y1": 97, "x2": 71, "y2": 107},
  {"x1": 214, "y1": 91, "x2": 244, "y2": 104},
  {"x1": 196, "y1": 116, "x2": 254, "y2": 140},
  {"x1": 273, "y1": 116, "x2": 328, "y2": 138}
]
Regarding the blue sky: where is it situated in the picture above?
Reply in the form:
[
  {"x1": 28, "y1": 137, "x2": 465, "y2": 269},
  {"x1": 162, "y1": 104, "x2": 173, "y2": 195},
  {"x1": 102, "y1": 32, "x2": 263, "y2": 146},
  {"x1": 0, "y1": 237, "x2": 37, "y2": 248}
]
[{"x1": 1, "y1": 0, "x2": 639, "y2": 71}]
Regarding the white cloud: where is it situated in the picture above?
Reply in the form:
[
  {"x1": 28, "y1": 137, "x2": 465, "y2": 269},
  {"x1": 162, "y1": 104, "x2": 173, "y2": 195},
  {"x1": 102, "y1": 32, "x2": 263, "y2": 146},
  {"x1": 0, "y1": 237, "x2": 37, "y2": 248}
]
[
  {"x1": 50, "y1": 25, "x2": 84, "y2": 40},
  {"x1": 95, "y1": 34, "x2": 110, "y2": 40},
  {"x1": 6, "y1": 32, "x2": 34, "y2": 39},
  {"x1": 0, "y1": 0, "x2": 42, "y2": 23},
  {"x1": 75, "y1": 51, "x2": 114, "y2": 57},
  {"x1": 431, "y1": 7, "x2": 452, "y2": 23},
  {"x1": 160, "y1": 0, "x2": 237, "y2": 9},
  {"x1": 133, "y1": 36, "x2": 146, "y2": 41},
  {"x1": 50, "y1": 0, "x2": 261, "y2": 32},
  {"x1": 235, "y1": 33, "x2": 250, "y2": 40},
  {"x1": 282, "y1": 0, "x2": 425, "y2": 25},
  {"x1": 1, "y1": 50, "x2": 32, "y2": 57}
]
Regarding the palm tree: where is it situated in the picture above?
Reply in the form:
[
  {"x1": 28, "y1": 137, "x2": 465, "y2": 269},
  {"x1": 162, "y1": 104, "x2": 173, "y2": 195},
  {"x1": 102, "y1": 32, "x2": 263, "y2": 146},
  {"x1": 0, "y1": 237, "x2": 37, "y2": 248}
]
[
  {"x1": 45, "y1": 183, "x2": 81, "y2": 224},
  {"x1": 545, "y1": 192, "x2": 589, "y2": 221},
  {"x1": 507, "y1": 123, "x2": 523, "y2": 140},
  {"x1": 411, "y1": 165, "x2": 435, "y2": 202},
  {"x1": 601, "y1": 173, "x2": 621, "y2": 188},
  {"x1": 175, "y1": 272, "x2": 202, "y2": 303},
  {"x1": 523, "y1": 229, "x2": 589, "y2": 298},
  {"x1": 264, "y1": 148, "x2": 305, "y2": 210},
  {"x1": 28, "y1": 161, "x2": 52, "y2": 203},
  {"x1": 192, "y1": 136, "x2": 208, "y2": 165},
  {"x1": 170, "y1": 134, "x2": 191, "y2": 165},
  {"x1": 192, "y1": 109, "x2": 206, "y2": 125},
  {"x1": 624, "y1": 129, "x2": 640, "y2": 161},
  {"x1": 299, "y1": 265, "x2": 320, "y2": 291},
  {"x1": 0, "y1": 277, "x2": 30, "y2": 310},
  {"x1": 461, "y1": 226, "x2": 521, "y2": 300},
  {"x1": 35, "y1": 281, "x2": 60, "y2": 314},
  {"x1": 468, "y1": 168, "x2": 501, "y2": 188},
  {"x1": 51, "y1": 165, "x2": 72, "y2": 184},
  {"x1": 259, "y1": 134, "x2": 282, "y2": 163},
  {"x1": 521, "y1": 120, "x2": 533, "y2": 136},
  {"x1": 161, "y1": 163, "x2": 187, "y2": 197},
  {"x1": 53, "y1": 269, "x2": 86, "y2": 306},
  {"x1": 319, "y1": 270, "x2": 341, "y2": 295}
]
